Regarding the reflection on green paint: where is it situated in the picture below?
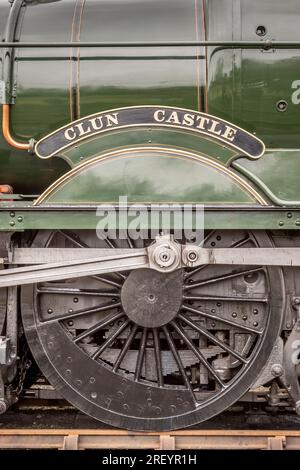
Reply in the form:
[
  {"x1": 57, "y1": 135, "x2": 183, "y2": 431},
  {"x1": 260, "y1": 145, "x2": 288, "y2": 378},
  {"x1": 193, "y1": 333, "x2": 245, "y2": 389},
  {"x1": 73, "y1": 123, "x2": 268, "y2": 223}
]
[{"x1": 44, "y1": 151, "x2": 257, "y2": 204}]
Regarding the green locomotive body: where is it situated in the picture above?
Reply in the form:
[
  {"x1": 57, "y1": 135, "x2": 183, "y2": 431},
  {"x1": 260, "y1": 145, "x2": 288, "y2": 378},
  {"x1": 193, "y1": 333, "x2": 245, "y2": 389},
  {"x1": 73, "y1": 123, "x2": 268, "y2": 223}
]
[{"x1": 0, "y1": 0, "x2": 300, "y2": 431}]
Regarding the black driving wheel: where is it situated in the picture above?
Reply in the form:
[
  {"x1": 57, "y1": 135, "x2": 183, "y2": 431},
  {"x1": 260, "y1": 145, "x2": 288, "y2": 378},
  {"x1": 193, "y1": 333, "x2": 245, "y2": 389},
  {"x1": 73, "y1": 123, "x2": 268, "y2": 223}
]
[{"x1": 21, "y1": 229, "x2": 284, "y2": 431}]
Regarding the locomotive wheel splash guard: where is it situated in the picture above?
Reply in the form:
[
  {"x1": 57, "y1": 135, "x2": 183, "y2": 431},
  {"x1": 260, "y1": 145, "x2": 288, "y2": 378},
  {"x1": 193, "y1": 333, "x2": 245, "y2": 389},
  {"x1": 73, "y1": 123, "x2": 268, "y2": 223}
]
[{"x1": 21, "y1": 230, "x2": 284, "y2": 431}]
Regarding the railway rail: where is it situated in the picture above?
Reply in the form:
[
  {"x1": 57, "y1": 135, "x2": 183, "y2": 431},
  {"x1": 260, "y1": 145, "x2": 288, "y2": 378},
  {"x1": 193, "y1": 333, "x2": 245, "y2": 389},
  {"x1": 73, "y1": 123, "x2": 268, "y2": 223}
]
[
  {"x1": 0, "y1": 428, "x2": 300, "y2": 450},
  {"x1": 1, "y1": 407, "x2": 300, "y2": 450}
]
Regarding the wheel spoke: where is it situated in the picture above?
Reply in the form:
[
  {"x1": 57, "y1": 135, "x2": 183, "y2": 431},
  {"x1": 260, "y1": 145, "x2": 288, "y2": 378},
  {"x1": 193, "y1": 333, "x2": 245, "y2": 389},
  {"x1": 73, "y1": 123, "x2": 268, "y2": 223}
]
[
  {"x1": 74, "y1": 311, "x2": 125, "y2": 343},
  {"x1": 37, "y1": 286, "x2": 120, "y2": 297},
  {"x1": 178, "y1": 313, "x2": 248, "y2": 364},
  {"x1": 93, "y1": 276, "x2": 122, "y2": 288},
  {"x1": 42, "y1": 301, "x2": 121, "y2": 324},
  {"x1": 183, "y1": 295, "x2": 268, "y2": 303},
  {"x1": 103, "y1": 237, "x2": 115, "y2": 249},
  {"x1": 59, "y1": 230, "x2": 89, "y2": 248},
  {"x1": 153, "y1": 328, "x2": 164, "y2": 387},
  {"x1": 162, "y1": 325, "x2": 194, "y2": 394},
  {"x1": 184, "y1": 267, "x2": 263, "y2": 291},
  {"x1": 92, "y1": 319, "x2": 130, "y2": 360},
  {"x1": 59, "y1": 230, "x2": 123, "y2": 286},
  {"x1": 105, "y1": 235, "x2": 128, "y2": 279},
  {"x1": 185, "y1": 233, "x2": 252, "y2": 280},
  {"x1": 112, "y1": 324, "x2": 138, "y2": 372},
  {"x1": 127, "y1": 236, "x2": 134, "y2": 248},
  {"x1": 115, "y1": 272, "x2": 127, "y2": 281},
  {"x1": 183, "y1": 304, "x2": 263, "y2": 335},
  {"x1": 170, "y1": 320, "x2": 225, "y2": 388},
  {"x1": 134, "y1": 328, "x2": 147, "y2": 381},
  {"x1": 185, "y1": 231, "x2": 216, "y2": 279},
  {"x1": 199, "y1": 230, "x2": 216, "y2": 247}
]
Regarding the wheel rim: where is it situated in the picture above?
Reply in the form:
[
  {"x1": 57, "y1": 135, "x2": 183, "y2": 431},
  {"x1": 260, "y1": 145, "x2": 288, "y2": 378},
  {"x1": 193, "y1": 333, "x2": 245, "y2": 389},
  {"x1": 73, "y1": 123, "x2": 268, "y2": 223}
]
[{"x1": 21, "y1": 230, "x2": 284, "y2": 431}]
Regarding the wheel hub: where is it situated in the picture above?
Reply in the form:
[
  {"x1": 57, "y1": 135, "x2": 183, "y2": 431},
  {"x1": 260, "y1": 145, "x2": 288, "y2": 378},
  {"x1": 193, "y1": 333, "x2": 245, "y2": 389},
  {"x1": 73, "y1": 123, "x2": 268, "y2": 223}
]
[{"x1": 121, "y1": 268, "x2": 183, "y2": 328}]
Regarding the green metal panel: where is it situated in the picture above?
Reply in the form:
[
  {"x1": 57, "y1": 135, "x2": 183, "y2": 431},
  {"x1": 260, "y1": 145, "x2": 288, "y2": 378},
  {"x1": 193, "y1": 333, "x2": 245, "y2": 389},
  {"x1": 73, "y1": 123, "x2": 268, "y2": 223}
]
[
  {"x1": 0, "y1": 205, "x2": 299, "y2": 231},
  {"x1": 207, "y1": 0, "x2": 300, "y2": 148},
  {"x1": 233, "y1": 150, "x2": 300, "y2": 206},
  {"x1": 36, "y1": 148, "x2": 263, "y2": 205},
  {"x1": 61, "y1": 127, "x2": 236, "y2": 168}
]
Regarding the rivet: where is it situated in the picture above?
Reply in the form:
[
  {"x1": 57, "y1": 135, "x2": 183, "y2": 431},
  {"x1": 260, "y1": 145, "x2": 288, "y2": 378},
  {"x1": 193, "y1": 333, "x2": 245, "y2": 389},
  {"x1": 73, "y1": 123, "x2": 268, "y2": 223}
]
[
  {"x1": 91, "y1": 392, "x2": 97, "y2": 399},
  {"x1": 278, "y1": 220, "x2": 284, "y2": 226},
  {"x1": 68, "y1": 320, "x2": 74, "y2": 327},
  {"x1": 68, "y1": 308, "x2": 73, "y2": 313},
  {"x1": 67, "y1": 356, "x2": 72, "y2": 363},
  {"x1": 9, "y1": 221, "x2": 15, "y2": 226},
  {"x1": 287, "y1": 212, "x2": 293, "y2": 219},
  {"x1": 65, "y1": 369, "x2": 71, "y2": 376},
  {"x1": 256, "y1": 25, "x2": 267, "y2": 36},
  {"x1": 89, "y1": 377, "x2": 95, "y2": 384},
  {"x1": 211, "y1": 322, "x2": 216, "y2": 327},
  {"x1": 73, "y1": 297, "x2": 79, "y2": 303},
  {"x1": 217, "y1": 302, "x2": 221, "y2": 307},
  {"x1": 10, "y1": 212, "x2": 15, "y2": 217},
  {"x1": 253, "y1": 309, "x2": 258, "y2": 314},
  {"x1": 75, "y1": 379, "x2": 82, "y2": 386},
  {"x1": 253, "y1": 321, "x2": 258, "y2": 327},
  {"x1": 211, "y1": 309, "x2": 216, "y2": 313},
  {"x1": 296, "y1": 220, "x2": 300, "y2": 226},
  {"x1": 242, "y1": 315, "x2": 248, "y2": 321},
  {"x1": 271, "y1": 364, "x2": 283, "y2": 377},
  {"x1": 17, "y1": 216, "x2": 23, "y2": 222},
  {"x1": 276, "y1": 100, "x2": 288, "y2": 112},
  {"x1": 47, "y1": 308, "x2": 53, "y2": 314},
  {"x1": 286, "y1": 323, "x2": 291, "y2": 329},
  {"x1": 232, "y1": 312, "x2": 237, "y2": 318}
]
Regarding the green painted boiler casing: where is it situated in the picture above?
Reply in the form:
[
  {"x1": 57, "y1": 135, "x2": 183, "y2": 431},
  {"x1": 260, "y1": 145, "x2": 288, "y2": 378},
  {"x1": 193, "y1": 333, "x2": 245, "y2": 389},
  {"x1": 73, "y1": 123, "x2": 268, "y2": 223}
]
[{"x1": 0, "y1": 0, "x2": 300, "y2": 203}]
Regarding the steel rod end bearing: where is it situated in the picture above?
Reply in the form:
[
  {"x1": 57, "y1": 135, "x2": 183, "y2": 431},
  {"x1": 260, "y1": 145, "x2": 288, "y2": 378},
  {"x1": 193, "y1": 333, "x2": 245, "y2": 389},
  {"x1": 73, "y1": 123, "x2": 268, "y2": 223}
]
[{"x1": 148, "y1": 235, "x2": 182, "y2": 272}]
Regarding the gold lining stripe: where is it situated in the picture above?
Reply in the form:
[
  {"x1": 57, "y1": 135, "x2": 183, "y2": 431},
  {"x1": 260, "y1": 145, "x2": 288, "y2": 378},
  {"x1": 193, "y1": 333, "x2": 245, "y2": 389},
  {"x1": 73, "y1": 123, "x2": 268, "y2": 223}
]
[
  {"x1": 201, "y1": 0, "x2": 208, "y2": 112},
  {"x1": 35, "y1": 146, "x2": 267, "y2": 206},
  {"x1": 194, "y1": 0, "x2": 201, "y2": 111},
  {"x1": 69, "y1": 0, "x2": 86, "y2": 121}
]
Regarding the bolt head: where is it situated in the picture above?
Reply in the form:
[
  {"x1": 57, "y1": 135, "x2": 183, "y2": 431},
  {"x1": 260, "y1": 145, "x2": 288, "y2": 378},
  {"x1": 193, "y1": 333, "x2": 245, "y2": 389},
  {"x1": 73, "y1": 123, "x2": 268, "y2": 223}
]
[
  {"x1": 271, "y1": 363, "x2": 283, "y2": 377},
  {"x1": 187, "y1": 250, "x2": 198, "y2": 262}
]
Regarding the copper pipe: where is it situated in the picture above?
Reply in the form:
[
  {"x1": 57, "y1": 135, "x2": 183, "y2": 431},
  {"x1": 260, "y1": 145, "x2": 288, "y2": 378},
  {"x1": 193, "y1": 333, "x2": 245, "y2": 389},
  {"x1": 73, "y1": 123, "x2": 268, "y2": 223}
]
[
  {"x1": 2, "y1": 104, "x2": 30, "y2": 151},
  {"x1": 0, "y1": 185, "x2": 13, "y2": 194}
]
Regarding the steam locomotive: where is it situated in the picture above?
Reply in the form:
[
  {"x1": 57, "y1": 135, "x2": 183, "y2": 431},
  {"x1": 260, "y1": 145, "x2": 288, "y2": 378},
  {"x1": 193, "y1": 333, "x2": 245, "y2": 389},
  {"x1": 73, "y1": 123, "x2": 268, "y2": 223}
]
[{"x1": 0, "y1": 0, "x2": 300, "y2": 431}]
